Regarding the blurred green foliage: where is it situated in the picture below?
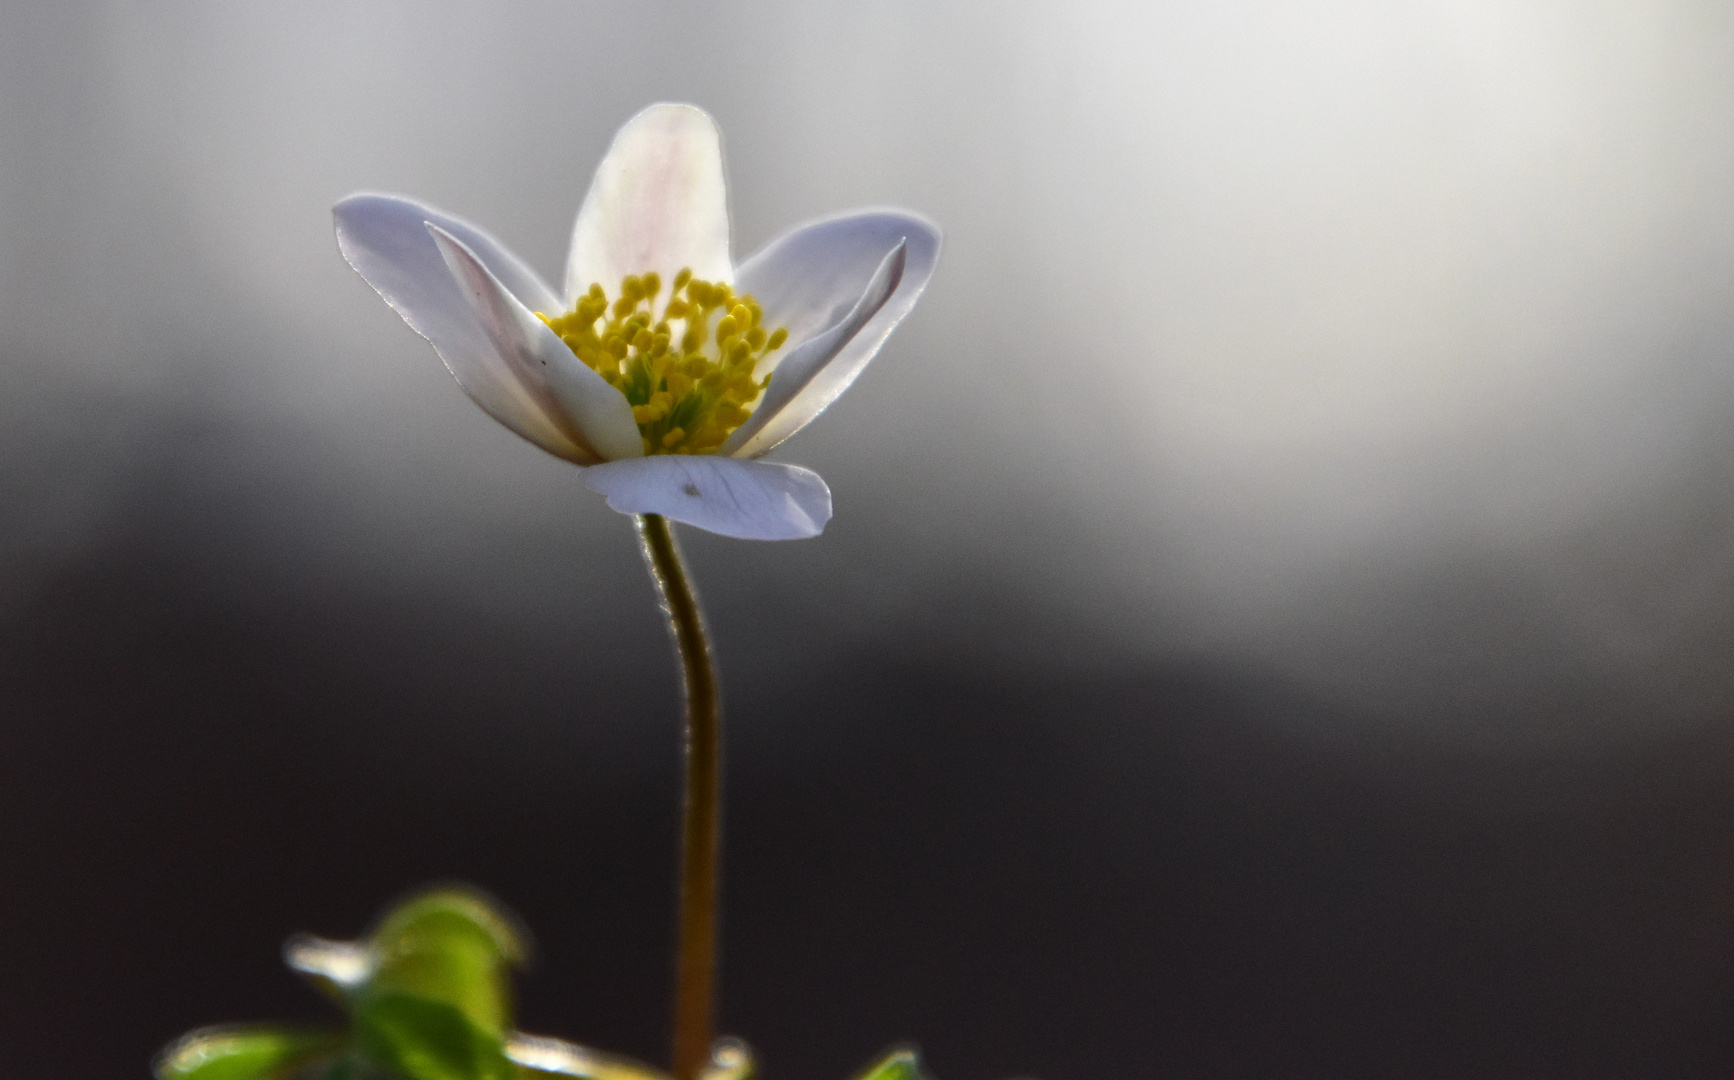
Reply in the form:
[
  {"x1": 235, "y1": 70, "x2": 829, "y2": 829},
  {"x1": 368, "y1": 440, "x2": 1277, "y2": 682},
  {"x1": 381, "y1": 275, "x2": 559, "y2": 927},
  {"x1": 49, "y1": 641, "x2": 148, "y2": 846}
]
[{"x1": 154, "y1": 887, "x2": 935, "y2": 1080}]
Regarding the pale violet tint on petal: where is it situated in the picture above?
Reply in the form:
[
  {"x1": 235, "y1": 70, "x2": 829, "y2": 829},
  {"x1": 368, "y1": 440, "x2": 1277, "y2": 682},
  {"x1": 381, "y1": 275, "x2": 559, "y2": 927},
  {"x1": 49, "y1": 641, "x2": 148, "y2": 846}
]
[
  {"x1": 731, "y1": 211, "x2": 941, "y2": 457},
  {"x1": 720, "y1": 241, "x2": 905, "y2": 458},
  {"x1": 580, "y1": 457, "x2": 832, "y2": 540},
  {"x1": 429, "y1": 225, "x2": 643, "y2": 463},
  {"x1": 337, "y1": 194, "x2": 563, "y2": 314},
  {"x1": 564, "y1": 104, "x2": 733, "y2": 306},
  {"x1": 334, "y1": 195, "x2": 582, "y2": 460}
]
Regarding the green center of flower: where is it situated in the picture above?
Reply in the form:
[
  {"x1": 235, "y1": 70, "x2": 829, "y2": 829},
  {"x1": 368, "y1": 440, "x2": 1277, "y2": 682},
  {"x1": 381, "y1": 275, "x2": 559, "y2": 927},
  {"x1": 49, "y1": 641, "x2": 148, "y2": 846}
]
[{"x1": 537, "y1": 269, "x2": 788, "y2": 455}]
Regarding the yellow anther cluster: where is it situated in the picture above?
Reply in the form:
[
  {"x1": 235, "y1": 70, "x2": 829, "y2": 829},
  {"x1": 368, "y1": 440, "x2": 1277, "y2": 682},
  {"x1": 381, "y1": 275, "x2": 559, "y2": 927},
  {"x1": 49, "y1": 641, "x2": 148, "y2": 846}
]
[{"x1": 538, "y1": 268, "x2": 788, "y2": 455}]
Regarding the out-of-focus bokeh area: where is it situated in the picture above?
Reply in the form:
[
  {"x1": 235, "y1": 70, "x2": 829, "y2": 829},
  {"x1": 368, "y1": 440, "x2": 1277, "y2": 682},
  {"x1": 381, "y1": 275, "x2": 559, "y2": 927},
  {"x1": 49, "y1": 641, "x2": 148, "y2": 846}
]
[{"x1": 4, "y1": 2, "x2": 1734, "y2": 1076}]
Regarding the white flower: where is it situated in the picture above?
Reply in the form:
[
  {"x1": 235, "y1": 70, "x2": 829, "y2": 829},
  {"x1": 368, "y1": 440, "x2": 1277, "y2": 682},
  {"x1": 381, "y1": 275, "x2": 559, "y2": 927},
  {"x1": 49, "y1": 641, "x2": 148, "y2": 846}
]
[{"x1": 334, "y1": 103, "x2": 940, "y2": 540}]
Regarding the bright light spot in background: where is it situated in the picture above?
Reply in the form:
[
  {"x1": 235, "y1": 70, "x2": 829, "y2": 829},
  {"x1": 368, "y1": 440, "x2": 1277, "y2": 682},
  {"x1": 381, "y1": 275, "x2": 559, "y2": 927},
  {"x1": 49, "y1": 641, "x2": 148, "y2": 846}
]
[{"x1": 1006, "y1": 3, "x2": 1734, "y2": 529}]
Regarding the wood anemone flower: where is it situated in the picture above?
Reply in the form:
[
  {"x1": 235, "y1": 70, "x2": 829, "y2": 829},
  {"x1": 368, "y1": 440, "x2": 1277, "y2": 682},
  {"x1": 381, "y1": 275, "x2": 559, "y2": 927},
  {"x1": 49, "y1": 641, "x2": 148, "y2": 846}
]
[{"x1": 335, "y1": 103, "x2": 940, "y2": 540}]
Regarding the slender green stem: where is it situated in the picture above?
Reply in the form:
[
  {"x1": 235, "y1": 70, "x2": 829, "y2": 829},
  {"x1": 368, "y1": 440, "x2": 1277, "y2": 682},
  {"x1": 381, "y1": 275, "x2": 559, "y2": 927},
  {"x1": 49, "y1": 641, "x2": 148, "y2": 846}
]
[{"x1": 636, "y1": 513, "x2": 722, "y2": 1080}]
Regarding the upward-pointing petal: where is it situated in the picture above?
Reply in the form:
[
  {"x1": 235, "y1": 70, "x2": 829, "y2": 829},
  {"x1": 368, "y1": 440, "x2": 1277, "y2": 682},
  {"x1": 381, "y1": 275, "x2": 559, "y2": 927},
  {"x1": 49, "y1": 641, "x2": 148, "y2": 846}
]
[
  {"x1": 565, "y1": 104, "x2": 733, "y2": 305},
  {"x1": 334, "y1": 194, "x2": 584, "y2": 460}
]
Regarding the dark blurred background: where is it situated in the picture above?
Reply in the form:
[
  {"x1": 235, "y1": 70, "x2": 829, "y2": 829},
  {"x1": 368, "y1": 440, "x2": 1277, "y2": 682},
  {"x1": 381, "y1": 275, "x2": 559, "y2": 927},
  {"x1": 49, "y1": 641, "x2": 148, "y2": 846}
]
[{"x1": 4, "y1": 2, "x2": 1734, "y2": 1077}]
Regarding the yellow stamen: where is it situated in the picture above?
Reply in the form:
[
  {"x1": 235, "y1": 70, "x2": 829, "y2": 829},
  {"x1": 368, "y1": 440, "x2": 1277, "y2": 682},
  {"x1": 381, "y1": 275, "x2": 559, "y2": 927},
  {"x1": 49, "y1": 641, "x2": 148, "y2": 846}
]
[{"x1": 537, "y1": 269, "x2": 789, "y2": 456}]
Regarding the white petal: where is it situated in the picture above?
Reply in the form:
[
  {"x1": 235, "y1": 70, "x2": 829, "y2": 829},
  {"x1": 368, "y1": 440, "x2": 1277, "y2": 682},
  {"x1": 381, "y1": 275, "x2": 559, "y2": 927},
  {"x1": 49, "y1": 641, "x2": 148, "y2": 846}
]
[
  {"x1": 565, "y1": 104, "x2": 733, "y2": 305},
  {"x1": 730, "y1": 210, "x2": 942, "y2": 457},
  {"x1": 720, "y1": 241, "x2": 904, "y2": 457},
  {"x1": 334, "y1": 194, "x2": 582, "y2": 459},
  {"x1": 428, "y1": 226, "x2": 644, "y2": 463},
  {"x1": 335, "y1": 193, "x2": 563, "y2": 320},
  {"x1": 580, "y1": 457, "x2": 832, "y2": 540}
]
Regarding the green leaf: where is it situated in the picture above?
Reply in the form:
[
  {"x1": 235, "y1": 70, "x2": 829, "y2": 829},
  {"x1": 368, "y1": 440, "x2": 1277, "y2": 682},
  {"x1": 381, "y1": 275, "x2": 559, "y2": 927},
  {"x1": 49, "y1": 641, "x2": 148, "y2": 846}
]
[
  {"x1": 850, "y1": 1049, "x2": 932, "y2": 1080},
  {"x1": 506, "y1": 1033, "x2": 671, "y2": 1080},
  {"x1": 284, "y1": 934, "x2": 372, "y2": 1006},
  {"x1": 355, "y1": 990, "x2": 516, "y2": 1080},
  {"x1": 366, "y1": 887, "x2": 528, "y2": 1039},
  {"x1": 154, "y1": 1025, "x2": 345, "y2": 1080},
  {"x1": 313, "y1": 1056, "x2": 397, "y2": 1080}
]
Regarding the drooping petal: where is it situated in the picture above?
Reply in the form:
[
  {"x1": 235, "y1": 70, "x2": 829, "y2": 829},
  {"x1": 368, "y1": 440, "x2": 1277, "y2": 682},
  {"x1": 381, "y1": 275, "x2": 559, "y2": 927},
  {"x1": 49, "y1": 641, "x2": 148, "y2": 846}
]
[
  {"x1": 580, "y1": 457, "x2": 831, "y2": 540},
  {"x1": 334, "y1": 194, "x2": 582, "y2": 459},
  {"x1": 730, "y1": 210, "x2": 941, "y2": 457},
  {"x1": 720, "y1": 241, "x2": 904, "y2": 458},
  {"x1": 565, "y1": 104, "x2": 733, "y2": 305},
  {"x1": 429, "y1": 225, "x2": 643, "y2": 463}
]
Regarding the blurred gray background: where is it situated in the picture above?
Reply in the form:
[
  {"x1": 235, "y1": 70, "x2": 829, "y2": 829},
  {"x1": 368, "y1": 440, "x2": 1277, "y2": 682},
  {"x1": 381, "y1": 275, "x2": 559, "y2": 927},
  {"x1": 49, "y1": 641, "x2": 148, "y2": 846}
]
[{"x1": 4, "y1": 2, "x2": 1734, "y2": 1077}]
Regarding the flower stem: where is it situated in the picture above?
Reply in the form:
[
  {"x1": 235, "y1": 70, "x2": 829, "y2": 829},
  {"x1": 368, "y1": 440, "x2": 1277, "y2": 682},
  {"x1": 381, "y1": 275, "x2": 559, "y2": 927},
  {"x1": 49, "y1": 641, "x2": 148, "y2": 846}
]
[{"x1": 636, "y1": 513, "x2": 722, "y2": 1080}]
